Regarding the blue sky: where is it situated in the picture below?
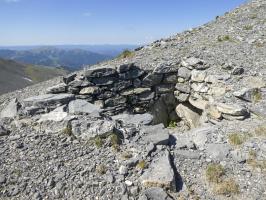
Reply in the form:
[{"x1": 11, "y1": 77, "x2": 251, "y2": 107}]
[{"x1": 0, "y1": 0, "x2": 246, "y2": 46}]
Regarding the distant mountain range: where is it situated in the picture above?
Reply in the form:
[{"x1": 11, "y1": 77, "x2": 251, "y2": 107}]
[
  {"x1": 0, "y1": 45, "x2": 139, "y2": 70},
  {"x1": 0, "y1": 58, "x2": 68, "y2": 95},
  {"x1": 0, "y1": 47, "x2": 112, "y2": 70}
]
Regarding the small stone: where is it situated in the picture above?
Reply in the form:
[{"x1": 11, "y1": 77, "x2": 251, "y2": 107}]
[
  {"x1": 191, "y1": 83, "x2": 209, "y2": 93},
  {"x1": 178, "y1": 67, "x2": 191, "y2": 80},
  {"x1": 125, "y1": 180, "x2": 133, "y2": 186},
  {"x1": 0, "y1": 175, "x2": 6, "y2": 184},
  {"x1": 232, "y1": 67, "x2": 244, "y2": 75},
  {"x1": 174, "y1": 91, "x2": 189, "y2": 102},
  {"x1": 139, "y1": 187, "x2": 172, "y2": 200},
  {"x1": 68, "y1": 99, "x2": 101, "y2": 115},
  {"x1": 141, "y1": 124, "x2": 170, "y2": 146},
  {"x1": 181, "y1": 57, "x2": 204, "y2": 68},
  {"x1": 175, "y1": 83, "x2": 191, "y2": 93},
  {"x1": 119, "y1": 165, "x2": 128, "y2": 175},
  {"x1": 79, "y1": 86, "x2": 100, "y2": 95},
  {"x1": 191, "y1": 70, "x2": 207, "y2": 82}
]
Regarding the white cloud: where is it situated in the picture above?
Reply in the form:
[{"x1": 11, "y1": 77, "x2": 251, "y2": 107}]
[{"x1": 83, "y1": 12, "x2": 92, "y2": 17}]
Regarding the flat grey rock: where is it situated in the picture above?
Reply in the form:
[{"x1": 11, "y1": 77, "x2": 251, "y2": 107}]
[
  {"x1": 112, "y1": 113, "x2": 153, "y2": 125},
  {"x1": 140, "y1": 150, "x2": 175, "y2": 190},
  {"x1": 140, "y1": 124, "x2": 169, "y2": 145},
  {"x1": 68, "y1": 99, "x2": 101, "y2": 116},
  {"x1": 23, "y1": 94, "x2": 75, "y2": 108},
  {"x1": 206, "y1": 143, "x2": 230, "y2": 161},
  {"x1": 138, "y1": 187, "x2": 172, "y2": 200},
  {"x1": 38, "y1": 106, "x2": 68, "y2": 122}
]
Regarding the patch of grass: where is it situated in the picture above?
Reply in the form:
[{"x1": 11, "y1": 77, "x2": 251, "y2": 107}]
[
  {"x1": 252, "y1": 89, "x2": 262, "y2": 103},
  {"x1": 118, "y1": 49, "x2": 135, "y2": 59},
  {"x1": 62, "y1": 124, "x2": 72, "y2": 136},
  {"x1": 94, "y1": 136, "x2": 104, "y2": 148},
  {"x1": 206, "y1": 164, "x2": 225, "y2": 183},
  {"x1": 217, "y1": 35, "x2": 232, "y2": 42},
  {"x1": 109, "y1": 133, "x2": 122, "y2": 151},
  {"x1": 96, "y1": 164, "x2": 107, "y2": 175},
  {"x1": 243, "y1": 25, "x2": 253, "y2": 30},
  {"x1": 247, "y1": 149, "x2": 266, "y2": 171},
  {"x1": 136, "y1": 160, "x2": 146, "y2": 170},
  {"x1": 228, "y1": 133, "x2": 245, "y2": 146},
  {"x1": 168, "y1": 120, "x2": 177, "y2": 128},
  {"x1": 254, "y1": 125, "x2": 266, "y2": 137},
  {"x1": 213, "y1": 178, "x2": 240, "y2": 195},
  {"x1": 121, "y1": 151, "x2": 133, "y2": 160},
  {"x1": 250, "y1": 14, "x2": 257, "y2": 19}
]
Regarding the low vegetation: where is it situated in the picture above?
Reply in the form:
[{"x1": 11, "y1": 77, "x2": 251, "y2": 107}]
[
  {"x1": 254, "y1": 125, "x2": 266, "y2": 137},
  {"x1": 62, "y1": 124, "x2": 73, "y2": 136},
  {"x1": 243, "y1": 25, "x2": 253, "y2": 30},
  {"x1": 136, "y1": 160, "x2": 146, "y2": 170},
  {"x1": 118, "y1": 49, "x2": 135, "y2": 59},
  {"x1": 247, "y1": 149, "x2": 266, "y2": 171},
  {"x1": 206, "y1": 164, "x2": 225, "y2": 183},
  {"x1": 96, "y1": 164, "x2": 107, "y2": 175},
  {"x1": 228, "y1": 133, "x2": 245, "y2": 146},
  {"x1": 213, "y1": 178, "x2": 240, "y2": 195},
  {"x1": 94, "y1": 136, "x2": 104, "y2": 148},
  {"x1": 206, "y1": 164, "x2": 240, "y2": 196},
  {"x1": 252, "y1": 89, "x2": 262, "y2": 103},
  {"x1": 168, "y1": 120, "x2": 177, "y2": 128},
  {"x1": 217, "y1": 35, "x2": 233, "y2": 42}
]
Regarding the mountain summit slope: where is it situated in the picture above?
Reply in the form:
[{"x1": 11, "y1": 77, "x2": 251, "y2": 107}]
[
  {"x1": 0, "y1": 0, "x2": 265, "y2": 199},
  {"x1": 0, "y1": 58, "x2": 68, "y2": 95}
]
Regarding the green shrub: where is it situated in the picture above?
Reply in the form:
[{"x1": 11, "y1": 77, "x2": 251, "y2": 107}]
[
  {"x1": 217, "y1": 35, "x2": 232, "y2": 42},
  {"x1": 96, "y1": 164, "x2": 107, "y2": 175},
  {"x1": 243, "y1": 25, "x2": 253, "y2": 30},
  {"x1": 62, "y1": 124, "x2": 72, "y2": 136},
  {"x1": 136, "y1": 160, "x2": 146, "y2": 170},
  {"x1": 168, "y1": 120, "x2": 177, "y2": 128}
]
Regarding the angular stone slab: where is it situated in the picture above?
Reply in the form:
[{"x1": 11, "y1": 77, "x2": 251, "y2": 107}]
[
  {"x1": 140, "y1": 150, "x2": 175, "y2": 190},
  {"x1": 46, "y1": 83, "x2": 67, "y2": 94},
  {"x1": 23, "y1": 94, "x2": 75, "y2": 108},
  {"x1": 206, "y1": 143, "x2": 230, "y2": 161},
  {"x1": 68, "y1": 99, "x2": 101, "y2": 116},
  {"x1": 112, "y1": 113, "x2": 153, "y2": 125},
  {"x1": 138, "y1": 187, "x2": 173, "y2": 200},
  {"x1": 153, "y1": 64, "x2": 178, "y2": 74},
  {"x1": 216, "y1": 103, "x2": 249, "y2": 116},
  {"x1": 140, "y1": 123, "x2": 169, "y2": 145},
  {"x1": 84, "y1": 66, "x2": 117, "y2": 78},
  {"x1": 176, "y1": 104, "x2": 200, "y2": 128},
  {"x1": 38, "y1": 106, "x2": 68, "y2": 122}
]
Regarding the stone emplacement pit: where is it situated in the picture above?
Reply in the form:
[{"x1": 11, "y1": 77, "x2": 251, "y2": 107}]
[{"x1": 43, "y1": 58, "x2": 250, "y2": 129}]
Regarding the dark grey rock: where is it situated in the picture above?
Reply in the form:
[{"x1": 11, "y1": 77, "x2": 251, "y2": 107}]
[
  {"x1": 63, "y1": 73, "x2": 76, "y2": 84},
  {"x1": 143, "y1": 73, "x2": 163, "y2": 86},
  {"x1": 23, "y1": 94, "x2": 75, "y2": 108},
  {"x1": 119, "y1": 67, "x2": 144, "y2": 80},
  {"x1": 0, "y1": 125, "x2": 9, "y2": 136},
  {"x1": 85, "y1": 67, "x2": 117, "y2": 77},
  {"x1": 153, "y1": 64, "x2": 178, "y2": 74},
  {"x1": 155, "y1": 84, "x2": 175, "y2": 94},
  {"x1": 92, "y1": 77, "x2": 116, "y2": 86},
  {"x1": 105, "y1": 96, "x2": 127, "y2": 107},
  {"x1": 117, "y1": 63, "x2": 134, "y2": 73},
  {"x1": 112, "y1": 80, "x2": 132, "y2": 92},
  {"x1": 232, "y1": 67, "x2": 244, "y2": 75}
]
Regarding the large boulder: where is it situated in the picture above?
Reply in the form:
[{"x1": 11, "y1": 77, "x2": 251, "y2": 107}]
[
  {"x1": 0, "y1": 98, "x2": 19, "y2": 118},
  {"x1": 140, "y1": 150, "x2": 175, "y2": 190},
  {"x1": 175, "y1": 104, "x2": 200, "y2": 128}
]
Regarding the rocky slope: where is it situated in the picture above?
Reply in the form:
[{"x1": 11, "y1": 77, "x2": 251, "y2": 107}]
[
  {"x1": 0, "y1": 0, "x2": 266, "y2": 199},
  {"x1": 0, "y1": 58, "x2": 68, "y2": 95}
]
